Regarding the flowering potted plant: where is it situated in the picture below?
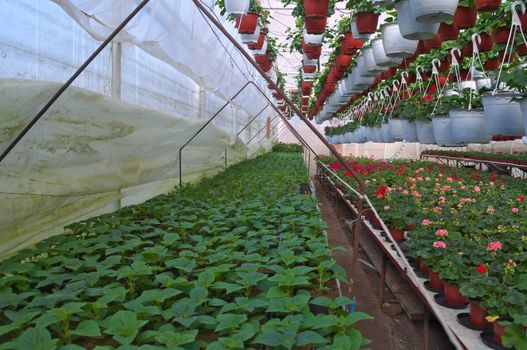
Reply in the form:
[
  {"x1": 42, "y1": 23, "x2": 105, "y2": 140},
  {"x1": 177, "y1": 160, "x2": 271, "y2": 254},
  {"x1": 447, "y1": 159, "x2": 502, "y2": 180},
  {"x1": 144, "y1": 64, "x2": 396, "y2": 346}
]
[{"x1": 347, "y1": 0, "x2": 382, "y2": 34}]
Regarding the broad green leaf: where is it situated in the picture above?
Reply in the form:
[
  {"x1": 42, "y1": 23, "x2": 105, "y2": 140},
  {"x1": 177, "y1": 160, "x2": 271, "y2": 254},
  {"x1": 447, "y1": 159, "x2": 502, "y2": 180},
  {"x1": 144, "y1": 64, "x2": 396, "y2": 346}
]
[
  {"x1": 69, "y1": 320, "x2": 101, "y2": 337},
  {"x1": 15, "y1": 327, "x2": 58, "y2": 350},
  {"x1": 101, "y1": 311, "x2": 149, "y2": 345},
  {"x1": 295, "y1": 331, "x2": 328, "y2": 347}
]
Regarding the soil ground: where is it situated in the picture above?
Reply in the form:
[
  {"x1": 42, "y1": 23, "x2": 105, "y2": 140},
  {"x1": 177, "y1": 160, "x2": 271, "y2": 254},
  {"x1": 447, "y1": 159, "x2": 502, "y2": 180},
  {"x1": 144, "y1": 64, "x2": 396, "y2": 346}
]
[{"x1": 315, "y1": 180, "x2": 456, "y2": 350}]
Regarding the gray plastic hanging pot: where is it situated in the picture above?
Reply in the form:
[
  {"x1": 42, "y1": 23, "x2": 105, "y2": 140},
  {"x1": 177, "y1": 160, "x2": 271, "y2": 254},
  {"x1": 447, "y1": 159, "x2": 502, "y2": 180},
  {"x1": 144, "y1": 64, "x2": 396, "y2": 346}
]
[
  {"x1": 388, "y1": 118, "x2": 404, "y2": 141},
  {"x1": 482, "y1": 92, "x2": 525, "y2": 136},
  {"x1": 415, "y1": 119, "x2": 436, "y2": 144},
  {"x1": 401, "y1": 120, "x2": 419, "y2": 142},
  {"x1": 381, "y1": 123, "x2": 394, "y2": 142},
  {"x1": 380, "y1": 22, "x2": 419, "y2": 58},
  {"x1": 395, "y1": 0, "x2": 440, "y2": 40},
  {"x1": 450, "y1": 109, "x2": 491, "y2": 144},
  {"x1": 432, "y1": 115, "x2": 459, "y2": 147}
]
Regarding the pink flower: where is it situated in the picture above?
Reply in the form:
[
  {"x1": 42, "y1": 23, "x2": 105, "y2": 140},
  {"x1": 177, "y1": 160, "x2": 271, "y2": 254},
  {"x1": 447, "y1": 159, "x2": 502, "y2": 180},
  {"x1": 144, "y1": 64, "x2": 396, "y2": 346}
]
[
  {"x1": 460, "y1": 185, "x2": 466, "y2": 190},
  {"x1": 512, "y1": 208, "x2": 519, "y2": 213},
  {"x1": 447, "y1": 177, "x2": 453, "y2": 182},
  {"x1": 365, "y1": 179, "x2": 370, "y2": 185},
  {"x1": 474, "y1": 186, "x2": 481, "y2": 193},
  {"x1": 438, "y1": 196, "x2": 446, "y2": 204},
  {"x1": 425, "y1": 177, "x2": 431, "y2": 181},
  {"x1": 489, "y1": 182, "x2": 495, "y2": 187},
  {"x1": 422, "y1": 219, "x2": 431, "y2": 225},
  {"x1": 487, "y1": 207, "x2": 495, "y2": 214},
  {"x1": 433, "y1": 206, "x2": 442, "y2": 213},
  {"x1": 384, "y1": 205, "x2": 391, "y2": 211},
  {"x1": 487, "y1": 241, "x2": 502, "y2": 252},
  {"x1": 435, "y1": 229, "x2": 448, "y2": 237},
  {"x1": 412, "y1": 191, "x2": 421, "y2": 198},
  {"x1": 433, "y1": 241, "x2": 447, "y2": 249},
  {"x1": 499, "y1": 184, "x2": 505, "y2": 189},
  {"x1": 402, "y1": 190, "x2": 409, "y2": 195}
]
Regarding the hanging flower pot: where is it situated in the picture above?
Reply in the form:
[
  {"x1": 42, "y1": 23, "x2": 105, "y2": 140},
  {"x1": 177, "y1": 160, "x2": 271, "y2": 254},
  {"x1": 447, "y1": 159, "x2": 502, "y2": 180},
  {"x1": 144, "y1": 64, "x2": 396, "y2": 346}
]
[
  {"x1": 493, "y1": 321, "x2": 506, "y2": 347},
  {"x1": 432, "y1": 115, "x2": 459, "y2": 146},
  {"x1": 482, "y1": 92, "x2": 525, "y2": 136},
  {"x1": 246, "y1": 31, "x2": 265, "y2": 49},
  {"x1": 419, "y1": 260, "x2": 430, "y2": 276},
  {"x1": 498, "y1": 50, "x2": 515, "y2": 63},
  {"x1": 438, "y1": 22, "x2": 459, "y2": 41},
  {"x1": 444, "y1": 281, "x2": 469, "y2": 307},
  {"x1": 355, "y1": 12, "x2": 380, "y2": 34},
  {"x1": 303, "y1": 53, "x2": 318, "y2": 68},
  {"x1": 372, "y1": 38, "x2": 404, "y2": 67},
  {"x1": 517, "y1": 43, "x2": 527, "y2": 56},
  {"x1": 302, "y1": 81, "x2": 313, "y2": 95},
  {"x1": 381, "y1": 22, "x2": 419, "y2": 58},
  {"x1": 389, "y1": 228, "x2": 405, "y2": 242},
  {"x1": 401, "y1": 119, "x2": 419, "y2": 142},
  {"x1": 476, "y1": 0, "x2": 501, "y2": 11},
  {"x1": 396, "y1": 0, "x2": 440, "y2": 40},
  {"x1": 382, "y1": 123, "x2": 394, "y2": 143},
  {"x1": 479, "y1": 32, "x2": 495, "y2": 52},
  {"x1": 450, "y1": 109, "x2": 491, "y2": 144},
  {"x1": 416, "y1": 119, "x2": 436, "y2": 144},
  {"x1": 453, "y1": 6, "x2": 478, "y2": 29},
  {"x1": 235, "y1": 12, "x2": 259, "y2": 34},
  {"x1": 428, "y1": 270, "x2": 444, "y2": 291},
  {"x1": 305, "y1": 45, "x2": 322, "y2": 59},
  {"x1": 225, "y1": 0, "x2": 251, "y2": 17},
  {"x1": 255, "y1": 52, "x2": 270, "y2": 64},
  {"x1": 357, "y1": 48, "x2": 387, "y2": 77},
  {"x1": 423, "y1": 34, "x2": 442, "y2": 49},
  {"x1": 304, "y1": 16, "x2": 327, "y2": 34},
  {"x1": 410, "y1": 0, "x2": 458, "y2": 23},
  {"x1": 303, "y1": 29, "x2": 324, "y2": 45},
  {"x1": 335, "y1": 53, "x2": 353, "y2": 72},
  {"x1": 304, "y1": 0, "x2": 329, "y2": 19},
  {"x1": 241, "y1": 25, "x2": 262, "y2": 45},
  {"x1": 302, "y1": 61, "x2": 317, "y2": 73},
  {"x1": 485, "y1": 57, "x2": 500, "y2": 71},
  {"x1": 493, "y1": 26, "x2": 511, "y2": 44},
  {"x1": 259, "y1": 61, "x2": 273, "y2": 72},
  {"x1": 341, "y1": 32, "x2": 364, "y2": 54},
  {"x1": 388, "y1": 118, "x2": 404, "y2": 141},
  {"x1": 469, "y1": 302, "x2": 492, "y2": 329}
]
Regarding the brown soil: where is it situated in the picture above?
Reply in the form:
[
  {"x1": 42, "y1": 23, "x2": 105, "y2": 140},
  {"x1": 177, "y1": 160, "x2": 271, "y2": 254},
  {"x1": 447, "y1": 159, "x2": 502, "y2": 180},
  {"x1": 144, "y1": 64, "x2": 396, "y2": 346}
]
[{"x1": 315, "y1": 179, "x2": 455, "y2": 350}]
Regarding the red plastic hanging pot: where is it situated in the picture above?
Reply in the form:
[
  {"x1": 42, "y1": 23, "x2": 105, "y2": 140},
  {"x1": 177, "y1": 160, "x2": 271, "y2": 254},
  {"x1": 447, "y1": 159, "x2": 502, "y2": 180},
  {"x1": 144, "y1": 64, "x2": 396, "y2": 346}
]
[
  {"x1": 438, "y1": 22, "x2": 460, "y2": 41},
  {"x1": 519, "y1": 11, "x2": 527, "y2": 31},
  {"x1": 424, "y1": 35, "x2": 443, "y2": 49},
  {"x1": 469, "y1": 302, "x2": 492, "y2": 329},
  {"x1": 462, "y1": 42, "x2": 473, "y2": 57},
  {"x1": 255, "y1": 53, "x2": 270, "y2": 64},
  {"x1": 416, "y1": 40, "x2": 429, "y2": 55},
  {"x1": 419, "y1": 261, "x2": 430, "y2": 276},
  {"x1": 301, "y1": 97, "x2": 309, "y2": 105},
  {"x1": 493, "y1": 26, "x2": 511, "y2": 44},
  {"x1": 305, "y1": 46, "x2": 322, "y2": 59},
  {"x1": 304, "y1": 0, "x2": 329, "y2": 19},
  {"x1": 438, "y1": 76, "x2": 448, "y2": 85},
  {"x1": 302, "y1": 81, "x2": 313, "y2": 95},
  {"x1": 247, "y1": 32, "x2": 266, "y2": 50},
  {"x1": 485, "y1": 57, "x2": 500, "y2": 71},
  {"x1": 335, "y1": 53, "x2": 352, "y2": 69},
  {"x1": 304, "y1": 16, "x2": 327, "y2": 34},
  {"x1": 454, "y1": 6, "x2": 478, "y2": 29},
  {"x1": 303, "y1": 62, "x2": 317, "y2": 73},
  {"x1": 406, "y1": 73, "x2": 416, "y2": 84},
  {"x1": 444, "y1": 281, "x2": 469, "y2": 307},
  {"x1": 498, "y1": 50, "x2": 515, "y2": 63},
  {"x1": 341, "y1": 32, "x2": 363, "y2": 54},
  {"x1": 478, "y1": 32, "x2": 495, "y2": 52},
  {"x1": 517, "y1": 43, "x2": 527, "y2": 56},
  {"x1": 493, "y1": 322, "x2": 506, "y2": 346},
  {"x1": 429, "y1": 270, "x2": 444, "y2": 292},
  {"x1": 235, "y1": 12, "x2": 259, "y2": 34},
  {"x1": 476, "y1": 0, "x2": 501, "y2": 11},
  {"x1": 259, "y1": 61, "x2": 273, "y2": 72},
  {"x1": 389, "y1": 229, "x2": 405, "y2": 243},
  {"x1": 355, "y1": 12, "x2": 380, "y2": 34}
]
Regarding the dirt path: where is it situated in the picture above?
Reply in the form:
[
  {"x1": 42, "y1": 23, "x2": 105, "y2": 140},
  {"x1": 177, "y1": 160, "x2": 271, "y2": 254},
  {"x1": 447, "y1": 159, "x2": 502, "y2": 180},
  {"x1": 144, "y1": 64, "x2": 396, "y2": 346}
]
[{"x1": 315, "y1": 180, "x2": 454, "y2": 350}]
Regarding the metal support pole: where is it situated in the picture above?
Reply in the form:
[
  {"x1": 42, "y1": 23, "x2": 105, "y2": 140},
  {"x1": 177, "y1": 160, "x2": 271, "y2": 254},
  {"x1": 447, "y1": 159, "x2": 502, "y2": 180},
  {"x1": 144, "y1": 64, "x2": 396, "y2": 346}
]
[
  {"x1": 379, "y1": 254, "x2": 387, "y2": 304},
  {"x1": 0, "y1": 0, "x2": 151, "y2": 163},
  {"x1": 247, "y1": 116, "x2": 278, "y2": 144}
]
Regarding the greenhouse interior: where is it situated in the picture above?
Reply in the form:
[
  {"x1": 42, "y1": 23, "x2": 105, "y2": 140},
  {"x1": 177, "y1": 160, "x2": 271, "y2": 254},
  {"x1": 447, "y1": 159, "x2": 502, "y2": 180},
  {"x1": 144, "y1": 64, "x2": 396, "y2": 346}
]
[{"x1": 2, "y1": 0, "x2": 527, "y2": 349}]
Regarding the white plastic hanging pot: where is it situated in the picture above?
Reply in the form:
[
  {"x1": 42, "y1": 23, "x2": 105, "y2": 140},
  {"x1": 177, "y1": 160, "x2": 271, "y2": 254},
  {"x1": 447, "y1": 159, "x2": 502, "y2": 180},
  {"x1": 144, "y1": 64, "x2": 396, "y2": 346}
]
[
  {"x1": 450, "y1": 109, "x2": 491, "y2": 144},
  {"x1": 225, "y1": 0, "x2": 251, "y2": 17},
  {"x1": 409, "y1": 0, "x2": 459, "y2": 23},
  {"x1": 475, "y1": 77, "x2": 492, "y2": 91},
  {"x1": 374, "y1": 0, "x2": 396, "y2": 5},
  {"x1": 415, "y1": 119, "x2": 436, "y2": 144},
  {"x1": 241, "y1": 25, "x2": 261, "y2": 44},
  {"x1": 357, "y1": 48, "x2": 386, "y2": 77},
  {"x1": 357, "y1": 127, "x2": 368, "y2": 143},
  {"x1": 372, "y1": 126, "x2": 383, "y2": 142},
  {"x1": 519, "y1": 98, "x2": 527, "y2": 136},
  {"x1": 302, "y1": 71, "x2": 316, "y2": 81},
  {"x1": 372, "y1": 39, "x2": 404, "y2": 67},
  {"x1": 482, "y1": 93, "x2": 525, "y2": 136},
  {"x1": 432, "y1": 115, "x2": 459, "y2": 147},
  {"x1": 388, "y1": 118, "x2": 404, "y2": 141},
  {"x1": 395, "y1": 0, "x2": 440, "y2": 40},
  {"x1": 303, "y1": 54, "x2": 318, "y2": 68},
  {"x1": 350, "y1": 19, "x2": 372, "y2": 41},
  {"x1": 401, "y1": 120, "x2": 419, "y2": 142},
  {"x1": 303, "y1": 29, "x2": 324, "y2": 45},
  {"x1": 251, "y1": 39, "x2": 268, "y2": 56},
  {"x1": 381, "y1": 123, "x2": 394, "y2": 142},
  {"x1": 381, "y1": 23, "x2": 419, "y2": 58},
  {"x1": 459, "y1": 80, "x2": 477, "y2": 91},
  {"x1": 351, "y1": 67, "x2": 375, "y2": 90}
]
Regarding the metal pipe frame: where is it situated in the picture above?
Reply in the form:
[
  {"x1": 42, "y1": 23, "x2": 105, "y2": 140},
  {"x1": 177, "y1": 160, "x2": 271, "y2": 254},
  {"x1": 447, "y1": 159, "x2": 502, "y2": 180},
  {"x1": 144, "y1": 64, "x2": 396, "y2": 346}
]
[
  {"x1": 0, "y1": 0, "x2": 152, "y2": 163},
  {"x1": 192, "y1": 0, "x2": 365, "y2": 295},
  {"x1": 247, "y1": 116, "x2": 279, "y2": 145}
]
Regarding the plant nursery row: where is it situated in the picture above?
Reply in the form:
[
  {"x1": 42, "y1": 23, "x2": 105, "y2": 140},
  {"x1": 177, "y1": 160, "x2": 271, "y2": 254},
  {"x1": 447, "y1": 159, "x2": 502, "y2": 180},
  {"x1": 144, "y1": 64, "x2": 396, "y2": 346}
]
[
  {"x1": 320, "y1": 155, "x2": 527, "y2": 349},
  {"x1": 0, "y1": 151, "x2": 373, "y2": 350},
  {"x1": 422, "y1": 149, "x2": 527, "y2": 166}
]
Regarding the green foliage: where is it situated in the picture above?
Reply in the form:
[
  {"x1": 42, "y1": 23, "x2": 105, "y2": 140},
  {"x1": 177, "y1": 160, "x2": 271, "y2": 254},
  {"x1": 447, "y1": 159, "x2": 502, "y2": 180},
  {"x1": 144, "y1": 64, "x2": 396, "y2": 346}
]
[{"x1": 271, "y1": 143, "x2": 303, "y2": 153}]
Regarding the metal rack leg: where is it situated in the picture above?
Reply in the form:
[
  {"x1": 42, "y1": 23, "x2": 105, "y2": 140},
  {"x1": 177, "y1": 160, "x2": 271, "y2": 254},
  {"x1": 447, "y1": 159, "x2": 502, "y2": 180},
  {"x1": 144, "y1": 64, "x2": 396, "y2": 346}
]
[{"x1": 379, "y1": 254, "x2": 387, "y2": 304}]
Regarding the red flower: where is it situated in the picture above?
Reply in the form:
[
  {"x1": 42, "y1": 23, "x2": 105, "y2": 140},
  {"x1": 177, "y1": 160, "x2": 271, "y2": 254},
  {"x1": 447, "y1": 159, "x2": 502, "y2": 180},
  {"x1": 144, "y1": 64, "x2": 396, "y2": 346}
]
[
  {"x1": 518, "y1": 195, "x2": 526, "y2": 201},
  {"x1": 476, "y1": 264, "x2": 488, "y2": 274},
  {"x1": 376, "y1": 185, "x2": 389, "y2": 199}
]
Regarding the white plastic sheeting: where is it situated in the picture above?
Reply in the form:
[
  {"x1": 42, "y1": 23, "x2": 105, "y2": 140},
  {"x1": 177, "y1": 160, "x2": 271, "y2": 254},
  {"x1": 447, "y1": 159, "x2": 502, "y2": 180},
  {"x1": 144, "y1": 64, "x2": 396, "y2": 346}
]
[{"x1": 0, "y1": 0, "x2": 279, "y2": 257}]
